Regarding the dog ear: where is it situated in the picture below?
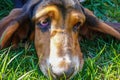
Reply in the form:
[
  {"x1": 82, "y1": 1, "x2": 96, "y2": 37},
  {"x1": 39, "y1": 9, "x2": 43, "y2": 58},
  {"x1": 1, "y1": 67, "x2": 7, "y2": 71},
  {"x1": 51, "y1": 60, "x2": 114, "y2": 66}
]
[
  {"x1": 105, "y1": 22, "x2": 120, "y2": 33},
  {"x1": 0, "y1": 0, "x2": 41, "y2": 49},
  {"x1": 80, "y1": 8, "x2": 120, "y2": 40},
  {"x1": 0, "y1": 8, "x2": 31, "y2": 49}
]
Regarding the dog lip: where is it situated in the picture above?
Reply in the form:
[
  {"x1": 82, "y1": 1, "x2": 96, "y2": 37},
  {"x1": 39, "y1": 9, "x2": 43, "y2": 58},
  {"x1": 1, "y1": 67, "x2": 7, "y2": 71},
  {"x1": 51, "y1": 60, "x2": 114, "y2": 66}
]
[
  {"x1": 52, "y1": 69, "x2": 75, "y2": 79},
  {"x1": 49, "y1": 64, "x2": 75, "y2": 79}
]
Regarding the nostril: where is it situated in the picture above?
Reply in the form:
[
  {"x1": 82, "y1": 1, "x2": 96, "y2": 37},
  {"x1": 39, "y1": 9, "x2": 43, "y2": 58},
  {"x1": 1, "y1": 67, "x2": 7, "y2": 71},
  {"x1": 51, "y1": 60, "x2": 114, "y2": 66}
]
[{"x1": 65, "y1": 67, "x2": 74, "y2": 78}]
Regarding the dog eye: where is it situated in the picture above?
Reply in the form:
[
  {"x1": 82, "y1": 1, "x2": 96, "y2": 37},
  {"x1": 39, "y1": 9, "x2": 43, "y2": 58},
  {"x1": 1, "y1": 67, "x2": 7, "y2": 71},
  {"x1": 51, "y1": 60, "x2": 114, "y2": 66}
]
[
  {"x1": 37, "y1": 18, "x2": 51, "y2": 32},
  {"x1": 41, "y1": 19, "x2": 49, "y2": 27},
  {"x1": 73, "y1": 22, "x2": 81, "y2": 32}
]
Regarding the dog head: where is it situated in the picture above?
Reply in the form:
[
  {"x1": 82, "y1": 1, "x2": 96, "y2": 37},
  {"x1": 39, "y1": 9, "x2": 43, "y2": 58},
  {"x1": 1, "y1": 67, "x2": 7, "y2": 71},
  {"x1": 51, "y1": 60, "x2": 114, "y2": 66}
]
[{"x1": 0, "y1": 0, "x2": 120, "y2": 79}]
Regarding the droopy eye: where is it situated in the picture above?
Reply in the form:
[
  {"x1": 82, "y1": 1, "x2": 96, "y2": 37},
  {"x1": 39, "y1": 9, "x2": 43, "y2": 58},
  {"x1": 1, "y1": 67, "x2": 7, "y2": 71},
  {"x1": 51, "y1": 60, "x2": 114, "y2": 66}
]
[
  {"x1": 37, "y1": 18, "x2": 51, "y2": 32},
  {"x1": 73, "y1": 22, "x2": 81, "y2": 32}
]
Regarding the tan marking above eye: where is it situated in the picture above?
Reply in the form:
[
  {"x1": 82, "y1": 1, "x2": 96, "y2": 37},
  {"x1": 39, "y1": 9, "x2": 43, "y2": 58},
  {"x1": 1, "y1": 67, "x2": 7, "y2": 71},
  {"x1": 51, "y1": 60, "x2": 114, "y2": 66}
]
[
  {"x1": 33, "y1": 5, "x2": 61, "y2": 22},
  {"x1": 70, "y1": 11, "x2": 85, "y2": 26},
  {"x1": 66, "y1": 10, "x2": 85, "y2": 32},
  {"x1": 37, "y1": 16, "x2": 49, "y2": 22},
  {"x1": 33, "y1": 5, "x2": 63, "y2": 30}
]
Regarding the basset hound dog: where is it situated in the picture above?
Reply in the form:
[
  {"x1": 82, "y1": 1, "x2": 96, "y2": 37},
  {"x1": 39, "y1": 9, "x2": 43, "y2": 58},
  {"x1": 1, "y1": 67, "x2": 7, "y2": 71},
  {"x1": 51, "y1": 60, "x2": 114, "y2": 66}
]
[{"x1": 0, "y1": 0, "x2": 120, "y2": 79}]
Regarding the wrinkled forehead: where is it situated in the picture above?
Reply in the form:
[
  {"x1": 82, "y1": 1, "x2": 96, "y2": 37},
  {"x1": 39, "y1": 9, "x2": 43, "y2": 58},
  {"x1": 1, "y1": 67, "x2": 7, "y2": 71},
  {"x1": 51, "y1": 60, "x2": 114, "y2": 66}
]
[{"x1": 32, "y1": 0, "x2": 84, "y2": 19}]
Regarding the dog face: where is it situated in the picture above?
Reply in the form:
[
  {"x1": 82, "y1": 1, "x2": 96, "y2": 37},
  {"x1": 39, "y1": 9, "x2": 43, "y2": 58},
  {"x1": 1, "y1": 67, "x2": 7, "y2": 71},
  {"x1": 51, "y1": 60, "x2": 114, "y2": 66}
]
[
  {"x1": 0, "y1": 0, "x2": 120, "y2": 79},
  {"x1": 32, "y1": 1, "x2": 85, "y2": 79},
  {"x1": 33, "y1": 4, "x2": 85, "y2": 79}
]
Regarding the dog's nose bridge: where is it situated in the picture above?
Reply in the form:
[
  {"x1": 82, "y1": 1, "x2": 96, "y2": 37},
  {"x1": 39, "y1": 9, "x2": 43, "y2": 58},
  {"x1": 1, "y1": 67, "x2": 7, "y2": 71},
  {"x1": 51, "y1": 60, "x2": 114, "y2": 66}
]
[
  {"x1": 59, "y1": 31, "x2": 72, "y2": 46},
  {"x1": 51, "y1": 30, "x2": 71, "y2": 46}
]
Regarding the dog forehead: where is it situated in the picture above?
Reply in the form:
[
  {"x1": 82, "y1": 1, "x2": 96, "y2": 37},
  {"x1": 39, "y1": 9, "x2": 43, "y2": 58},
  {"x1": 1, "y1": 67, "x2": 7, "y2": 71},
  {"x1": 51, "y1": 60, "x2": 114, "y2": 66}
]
[
  {"x1": 33, "y1": 0, "x2": 82, "y2": 10},
  {"x1": 32, "y1": 0, "x2": 84, "y2": 18},
  {"x1": 41, "y1": 0, "x2": 79, "y2": 6},
  {"x1": 63, "y1": 0, "x2": 80, "y2": 6}
]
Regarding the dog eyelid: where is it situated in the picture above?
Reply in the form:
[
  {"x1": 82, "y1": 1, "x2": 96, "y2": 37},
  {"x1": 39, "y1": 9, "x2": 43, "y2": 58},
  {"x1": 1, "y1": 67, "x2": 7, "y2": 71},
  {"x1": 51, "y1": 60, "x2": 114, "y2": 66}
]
[
  {"x1": 41, "y1": 18, "x2": 50, "y2": 26},
  {"x1": 73, "y1": 22, "x2": 81, "y2": 32}
]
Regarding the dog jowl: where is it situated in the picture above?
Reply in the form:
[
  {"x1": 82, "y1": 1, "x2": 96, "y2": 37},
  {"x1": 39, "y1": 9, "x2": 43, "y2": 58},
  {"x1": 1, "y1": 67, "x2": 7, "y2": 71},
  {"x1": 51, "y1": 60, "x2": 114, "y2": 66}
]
[{"x1": 0, "y1": 0, "x2": 120, "y2": 79}]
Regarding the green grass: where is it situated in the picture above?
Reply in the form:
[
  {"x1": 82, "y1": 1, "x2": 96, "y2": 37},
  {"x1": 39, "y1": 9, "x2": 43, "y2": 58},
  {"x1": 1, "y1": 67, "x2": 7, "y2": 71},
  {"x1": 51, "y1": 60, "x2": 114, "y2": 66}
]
[{"x1": 0, "y1": 0, "x2": 120, "y2": 80}]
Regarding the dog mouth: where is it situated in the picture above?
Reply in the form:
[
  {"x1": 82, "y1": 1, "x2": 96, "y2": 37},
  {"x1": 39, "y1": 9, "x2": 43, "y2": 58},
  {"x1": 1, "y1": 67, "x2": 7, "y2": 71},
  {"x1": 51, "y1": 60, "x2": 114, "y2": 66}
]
[
  {"x1": 39, "y1": 61, "x2": 81, "y2": 80},
  {"x1": 47, "y1": 66, "x2": 75, "y2": 80},
  {"x1": 50, "y1": 71, "x2": 74, "y2": 79},
  {"x1": 48, "y1": 65, "x2": 81, "y2": 80}
]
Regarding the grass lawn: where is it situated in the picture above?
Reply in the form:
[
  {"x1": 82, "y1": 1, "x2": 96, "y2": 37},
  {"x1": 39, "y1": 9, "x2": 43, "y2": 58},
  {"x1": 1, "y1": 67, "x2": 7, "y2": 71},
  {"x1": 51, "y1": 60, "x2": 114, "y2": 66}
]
[{"x1": 0, "y1": 0, "x2": 120, "y2": 80}]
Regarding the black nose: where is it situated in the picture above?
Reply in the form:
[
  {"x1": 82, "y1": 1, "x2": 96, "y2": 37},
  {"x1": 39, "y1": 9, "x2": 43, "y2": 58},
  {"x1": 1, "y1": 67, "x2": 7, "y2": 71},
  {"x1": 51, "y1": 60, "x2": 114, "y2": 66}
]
[
  {"x1": 52, "y1": 67, "x2": 74, "y2": 79},
  {"x1": 64, "y1": 67, "x2": 74, "y2": 78}
]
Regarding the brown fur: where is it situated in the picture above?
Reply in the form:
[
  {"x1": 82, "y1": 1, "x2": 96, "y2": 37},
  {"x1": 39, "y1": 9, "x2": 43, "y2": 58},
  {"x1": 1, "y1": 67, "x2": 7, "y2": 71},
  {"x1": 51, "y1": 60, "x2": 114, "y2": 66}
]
[{"x1": 0, "y1": 0, "x2": 120, "y2": 79}]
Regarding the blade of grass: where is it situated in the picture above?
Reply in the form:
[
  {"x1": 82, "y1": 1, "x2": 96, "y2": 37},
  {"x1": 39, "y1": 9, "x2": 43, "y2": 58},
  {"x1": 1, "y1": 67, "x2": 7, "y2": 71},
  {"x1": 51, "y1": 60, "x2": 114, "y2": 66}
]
[
  {"x1": 6, "y1": 51, "x2": 23, "y2": 67},
  {"x1": 1, "y1": 47, "x2": 11, "y2": 73},
  {"x1": 93, "y1": 44, "x2": 106, "y2": 62},
  {"x1": 17, "y1": 70, "x2": 35, "y2": 80}
]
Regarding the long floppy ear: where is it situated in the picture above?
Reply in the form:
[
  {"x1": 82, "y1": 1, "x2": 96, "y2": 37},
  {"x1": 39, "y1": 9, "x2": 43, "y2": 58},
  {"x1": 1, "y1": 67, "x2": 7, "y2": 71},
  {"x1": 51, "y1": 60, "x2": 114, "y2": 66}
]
[
  {"x1": 80, "y1": 8, "x2": 120, "y2": 40},
  {"x1": 0, "y1": 8, "x2": 31, "y2": 49},
  {"x1": 105, "y1": 22, "x2": 120, "y2": 33},
  {"x1": 0, "y1": 0, "x2": 41, "y2": 49}
]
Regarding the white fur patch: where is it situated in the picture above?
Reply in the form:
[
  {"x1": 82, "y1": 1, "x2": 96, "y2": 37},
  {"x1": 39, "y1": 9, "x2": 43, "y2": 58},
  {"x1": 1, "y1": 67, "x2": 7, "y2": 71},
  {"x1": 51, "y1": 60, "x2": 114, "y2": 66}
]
[{"x1": 49, "y1": 50, "x2": 71, "y2": 74}]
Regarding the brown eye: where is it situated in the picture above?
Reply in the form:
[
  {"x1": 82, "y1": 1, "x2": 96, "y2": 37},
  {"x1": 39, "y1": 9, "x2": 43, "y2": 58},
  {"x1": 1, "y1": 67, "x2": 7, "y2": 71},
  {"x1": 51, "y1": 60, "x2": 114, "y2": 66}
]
[{"x1": 73, "y1": 22, "x2": 81, "y2": 32}]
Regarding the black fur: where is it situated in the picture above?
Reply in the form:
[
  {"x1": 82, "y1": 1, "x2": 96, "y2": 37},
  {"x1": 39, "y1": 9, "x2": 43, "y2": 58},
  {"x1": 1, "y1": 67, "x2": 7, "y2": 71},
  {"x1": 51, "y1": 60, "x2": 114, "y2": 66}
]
[
  {"x1": 85, "y1": 13, "x2": 99, "y2": 27},
  {"x1": 12, "y1": 0, "x2": 27, "y2": 8}
]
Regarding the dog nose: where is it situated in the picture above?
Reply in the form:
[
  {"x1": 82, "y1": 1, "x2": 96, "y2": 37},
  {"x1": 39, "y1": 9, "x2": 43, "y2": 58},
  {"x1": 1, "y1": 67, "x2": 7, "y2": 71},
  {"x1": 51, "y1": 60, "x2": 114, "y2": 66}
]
[
  {"x1": 63, "y1": 67, "x2": 74, "y2": 78},
  {"x1": 51, "y1": 67, "x2": 74, "y2": 79}
]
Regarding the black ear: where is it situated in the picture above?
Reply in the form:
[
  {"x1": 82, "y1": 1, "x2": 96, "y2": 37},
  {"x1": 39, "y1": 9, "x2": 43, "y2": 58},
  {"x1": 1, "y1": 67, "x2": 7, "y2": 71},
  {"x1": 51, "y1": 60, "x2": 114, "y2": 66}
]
[
  {"x1": 0, "y1": 8, "x2": 31, "y2": 48},
  {"x1": 0, "y1": 0, "x2": 41, "y2": 49},
  {"x1": 80, "y1": 7, "x2": 120, "y2": 40}
]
